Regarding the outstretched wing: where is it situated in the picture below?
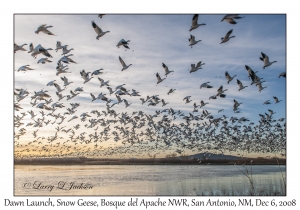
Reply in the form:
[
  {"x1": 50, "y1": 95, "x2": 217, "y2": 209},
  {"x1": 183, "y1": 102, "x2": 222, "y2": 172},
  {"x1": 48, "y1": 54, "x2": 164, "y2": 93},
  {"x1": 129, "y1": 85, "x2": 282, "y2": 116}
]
[
  {"x1": 191, "y1": 14, "x2": 198, "y2": 26},
  {"x1": 91, "y1": 21, "x2": 103, "y2": 35}
]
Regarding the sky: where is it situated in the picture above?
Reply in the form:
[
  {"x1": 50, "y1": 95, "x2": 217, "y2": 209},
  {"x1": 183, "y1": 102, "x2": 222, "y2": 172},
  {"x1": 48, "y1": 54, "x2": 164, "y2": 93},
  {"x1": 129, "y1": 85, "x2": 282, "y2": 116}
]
[{"x1": 13, "y1": 14, "x2": 286, "y2": 158}]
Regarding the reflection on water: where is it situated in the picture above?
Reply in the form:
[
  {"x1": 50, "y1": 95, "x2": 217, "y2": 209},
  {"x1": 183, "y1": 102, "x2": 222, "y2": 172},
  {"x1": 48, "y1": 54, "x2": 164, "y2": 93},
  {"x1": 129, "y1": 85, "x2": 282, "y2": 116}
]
[{"x1": 14, "y1": 165, "x2": 286, "y2": 196}]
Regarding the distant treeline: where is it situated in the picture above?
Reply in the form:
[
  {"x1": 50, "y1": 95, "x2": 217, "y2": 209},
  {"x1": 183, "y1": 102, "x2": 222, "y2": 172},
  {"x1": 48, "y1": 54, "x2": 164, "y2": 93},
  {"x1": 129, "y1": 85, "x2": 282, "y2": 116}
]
[{"x1": 14, "y1": 157, "x2": 286, "y2": 165}]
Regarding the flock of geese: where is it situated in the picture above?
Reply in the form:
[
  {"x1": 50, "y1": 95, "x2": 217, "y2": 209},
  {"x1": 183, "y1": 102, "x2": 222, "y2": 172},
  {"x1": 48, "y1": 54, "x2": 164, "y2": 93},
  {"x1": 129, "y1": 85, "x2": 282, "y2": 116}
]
[{"x1": 14, "y1": 14, "x2": 286, "y2": 160}]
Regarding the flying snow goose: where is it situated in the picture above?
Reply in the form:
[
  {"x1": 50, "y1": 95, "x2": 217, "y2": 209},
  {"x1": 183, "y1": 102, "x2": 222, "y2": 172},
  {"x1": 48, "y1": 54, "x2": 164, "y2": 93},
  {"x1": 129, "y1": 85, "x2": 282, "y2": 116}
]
[
  {"x1": 37, "y1": 57, "x2": 52, "y2": 64},
  {"x1": 46, "y1": 80, "x2": 56, "y2": 86},
  {"x1": 216, "y1": 85, "x2": 227, "y2": 97},
  {"x1": 162, "y1": 63, "x2": 174, "y2": 76},
  {"x1": 183, "y1": 96, "x2": 192, "y2": 104},
  {"x1": 278, "y1": 72, "x2": 286, "y2": 78},
  {"x1": 59, "y1": 54, "x2": 77, "y2": 64},
  {"x1": 28, "y1": 43, "x2": 34, "y2": 53},
  {"x1": 221, "y1": 14, "x2": 244, "y2": 24},
  {"x1": 90, "y1": 93, "x2": 97, "y2": 102},
  {"x1": 190, "y1": 61, "x2": 204, "y2": 73},
  {"x1": 115, "y1": 94, "x2": 123, "y2": 104},
  {"x1": 31, "y1": 44, "x2": 53, "y2": 59},
  {"x1": 260, "y1": 52, "x2": 277, "y2": 69},
  {"x1": 123, "y1": 99, "x2": 132, "y2": 108},
  {"x1": 167, "y1": 88, "x2": 176, "y2": 95},
  {"x1": 225, "y1": 71, "x2": 236, "y2": 84},
  {"x1": 200, "y1": 82, "x2": 213, "y2": 89},
  {"x1": 156, "y1": 73, "x2": 166, "y2": 84},
  {"x1": 61, "y1": 45, "x2": 74, "y2": 55},
  {"x1": 236, "y1": 79, "x2": 248, "y2": 91},
  {"x1": 190, "y1": 14, "x2": 206, "y2": 31},
  {"x1": 107, "y1": 87, "x2": 115, "y2": 95},
  {"x1": 55, "y1": 41, "x2": 64, "y2": 52},
  {"x1": 17, "y1": 65, "x2": 34, "y2": 72},
  {"x1": 91, "y1": 68, "x2": 104, "y2": 76},
  {"x1": 35, "y1": 24, "x2": 55, "y2": 35},
  {"x1": 98, "y1": 77, "x2": 110, "y2": 87},
  {"x1": 119, "y1": 56, "x2": 132, "y2": 71},
  {"x1": 74, "y1": 87, "x2": 84, "y2": 92},
  {"x1": 189, "y1": 34, "x2": 201, "y2": 48},
  {"x1": 81, "y1": 71, "x2": 93, "y2": 84},
  {"x1": 60, "y1": 76, "x2": 73, "y2": 87},
  {"x1": 161, "y1": 99, "x2": 169, "y2": 107},
  {"x1": 200, "y1": 100, "x2": 209, "y2": 108},
  {"x1": 14, "y1": 43, "x2": 27, "y2": 53},
  {"x1": 257, "y1": 82, "x2": 267, "y2": 92},
  {"x1": 29, "y1": 44, "x2": 52, "y2": 58},
  {"x1": 91, "y1": 20, "x2": 110, "y2": 40},
  {"x1": 220, "y1": 29, "x2": 235, "y2": 44},
  {"x1": 53, "y1": 83, "x2": 65, "y2": 93},
  {"x1": 263, "y1": 100, "x2": 271, "y2": 105},
  {"x1": 273, "y1": 96, "x2": 282, "y2": 104},
  {"x1": 117, "y1": 39, "x2": 130, "y2": 49}
]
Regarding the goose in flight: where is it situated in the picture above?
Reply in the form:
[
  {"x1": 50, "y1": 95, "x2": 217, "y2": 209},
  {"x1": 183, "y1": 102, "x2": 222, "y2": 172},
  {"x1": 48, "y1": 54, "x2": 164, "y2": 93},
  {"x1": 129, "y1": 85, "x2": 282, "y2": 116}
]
[
  {"x1": 107, "y1": 87, "x2": 115, "y2": 95},
  {"x1": 190, "y1": 61, "x2": 205, "y2": 73},
  {"x1": 53, "y1": 83, "x2": 65, "y2": 93},
  {"x1": 189, "y1": 34, "x2": 201, "y2": 48},
  {"x1": 55, "y1": 41, "x2": 64, "y2": 52},
  {"x1": 80, "y1": 69, "x2": 93, "y2": 84},
  {"x1": 91, "y1": 20, "x2": 110, "y2": 40},
  {"x1": 233, "y1": 99, "x2": 242, "y2": 110},
  {"x1": 123, "y1": 99, "x2": 132, "y2": 108},
  {"x1": 90, "y1": 93, "x2": 97, "y2": 102},
  {"x1": 257, "y1": 82, "x2": 267, "y2": 92},
  {"x1": 225, "y1": 71, "x2": 236, "y2": 84},
  {"x1": 30, "y1": 44, "x2": 53, "y2": 59},
  {"x1": 183, "y1": 96, "x2": 192, "y2": 104},
  {"x1": 74, "y1": 87, "x2": 84, "y2": 92},
  {"x1": 237, "y1": 79, "x2": 248, "y2": 91},
  {"x1": 216, "y1": 85, "x2": 227, "y2": 96},
  {"x1": 190, "y1": 14, "x2": 206, "y2": 31},
  {"x1": 61, "y1": 76, "x2": 73, "y2": 87},
  {"x1": 46, "y1": 80, "x2": 56, "y2": 86},
  {"x1": 14, "y1": 43, "x2": 27, "y2": 53},
  {"x1": 200, "y1": 82, "x2": 213, "y2": 89},
  {"x1": 221, "y1": 14, "x2": 245, "y2": 24},
  {"x1": 200, "y1": 100, "x2": 208, "y2": 108},
  {"x1": 131, "y1": 89, "x2": 141, "y2": 97},
  {"x1": 156, "y1": 73, "x2": 166, "y2": 84},
  {"x1": 273, "y1": 96, "x2": 282, "y2": 104},
  {"x1": 56, "y1": 66, "x2": 71, "y2": 76},
  {"x1": 260, "y1": 52, "x2": 277, "y2": 69},
  {"x1": 115, "y1": 94, "x2": 123, "y2": 104},
  {"x1": 17, "y1": 65, "x2": 34, "y2": 72},
  {"x1": 37, "y1": 57, "x2": 52, "y2": 64},
  {"x1": 61, "y1": 45, "x2": 74, "y2": 55},
  {"x1": 162, "y1": 63, "x2": 174, "y2": 76},
  {"x1": 263, "y1": 100, "x2": 271, "y2": 105},
  {"x1": 278, "y1": 72, "x2": 286, "y2": 78},
  {"x1": 91, "y1": 68, "x2": 104, "y2": 76},
  {"x1": 119, "y1": 56, "x2": 132, "y2": 71},
  {"x1": 167, "y1": 88, "x2": 176, "y2": 95},
  {"x1": 209, "y1": 95, "x2": 217, "y2": 100},
  {"x1": 159, "y1": 99, "x2": 167, "y2": 107},
  {"x1": 220, "y1": 29, "x2": 235, "y2": 44},
  {"x1": 98, "y1": 77, "x2": 110, "y2": 87},
  {"x1": 59, "y1": 54, "x2": 77, "y2": 64},
  {"x1": 35, "y1": 24, "x2": 55, "y2": 35},
  {"x1": 117, "y1": 39, "x2": 130, "y2": 49}
]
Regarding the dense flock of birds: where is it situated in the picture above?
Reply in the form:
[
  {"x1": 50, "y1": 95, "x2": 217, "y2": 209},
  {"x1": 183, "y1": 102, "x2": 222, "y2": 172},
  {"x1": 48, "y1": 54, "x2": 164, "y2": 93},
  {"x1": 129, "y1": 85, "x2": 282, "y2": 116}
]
[{"x1": 14, "y1": 14, "x2": 286, "y2": 160}]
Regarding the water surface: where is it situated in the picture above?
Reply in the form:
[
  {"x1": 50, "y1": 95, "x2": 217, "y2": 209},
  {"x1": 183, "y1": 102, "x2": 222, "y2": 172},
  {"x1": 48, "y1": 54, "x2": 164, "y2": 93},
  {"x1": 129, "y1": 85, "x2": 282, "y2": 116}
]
[{"x1": 14, "y1": 165, "x2": 286, "y2": 196}]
